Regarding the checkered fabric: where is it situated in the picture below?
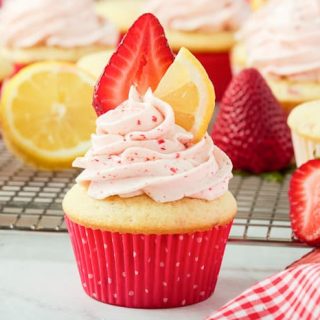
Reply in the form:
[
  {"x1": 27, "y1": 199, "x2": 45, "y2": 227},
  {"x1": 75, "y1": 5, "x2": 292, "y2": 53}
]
[{"x1": 207, "y1": 264, "x2": 320, "y2": 320}]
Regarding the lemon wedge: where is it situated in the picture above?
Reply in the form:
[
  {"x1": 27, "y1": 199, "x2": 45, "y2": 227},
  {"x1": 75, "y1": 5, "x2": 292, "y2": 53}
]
[{"x1": 155, "y1": 47, "x2": 215, "y2": 141}]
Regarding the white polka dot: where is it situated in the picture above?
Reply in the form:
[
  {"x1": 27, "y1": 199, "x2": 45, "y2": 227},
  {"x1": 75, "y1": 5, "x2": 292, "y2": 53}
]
[
  {"x1": 113, "y1": 293, "x2": 117, "y2": 299},
  {"x1": 160, "y1": 261, "x2": 165, "y2": 267},
  {"x1": 134, "y1": 270, "x2": 139, "y2": 276},
  {"x1": 201, "y1": 265, "x2": 205, "y2": 270},
  {"x1": 81, "y1": 238, "x2": 87, "y2": 244},
  {"x1": 98, "y1": 281, "x2": 102, "y2": 286},
  {"x1": 197, "y1": 237, "x2": 203, "y2": 243},
  {"x1": 145, "y1": 288, "x2": 149, "y2": 294},
  {"x1": 128, "y1": 291, "x2": 134, "y2": 296},
  {"x1": 133, "y1": 251, "x2": 137, "y2": 258},
  {"x1": 200, "y1": 291, "x2": 205, "y2": 296},
  {"x1": 83, "y1": 282, "x2": 87, "y2": 288},
  {"x1": 163, "y1": 297, "x2": 168, "y2": 303},
  {"x1": 122, "y1": 272, "x2": 126, "y2": 277},
  {"x1": 191, "y1": 234, "x2": 195, "y2": 239},
  {"x1": 103, "y1": 243, "x2": 107, "y2": 249},
  {"x1": 165, "y1": 247, "x2": 169, "y2": 253},
  {"x1": 148, "y1": 257, "x2": 151, "y2": 263},
  {"x1": 92, "y1": 292, "x2": 97, "y2": 298},
  {"x1": 188, "y1": 252, "x2": 192, "y2": 257},
  {"x1": 163, "y1": 281, "x2": 167, "y2": 287},
  {"x1": 193, "y1": 284, "x2": 198, "y2": 289},
  {"x1": 179, "y1": 235, "x2": 184, "y2": 240},
  {"x1": 187, "y1": 273, "x2": 191, "y2": 278},
  {"x1": 194, "y1": 257, "x2": 199, "y2": 262},
  {"x1": 181, "y1": 299, "x2": 186, "y2": 306},
  {"x1": 88, "y1": 273, "x2": 93, "y2": 279},
  {"x1": 176, "y1": 262, "x2": 180, "y2": 267},
  {"x1": 108, "y1": 277, "x2": 112, "y2": 284},
  {"x1": 205, "y1": 236, "x2": 209, "y2": 241},
  {"x1": 214, "y1": 245, "x2": 219, "y2": 249}
]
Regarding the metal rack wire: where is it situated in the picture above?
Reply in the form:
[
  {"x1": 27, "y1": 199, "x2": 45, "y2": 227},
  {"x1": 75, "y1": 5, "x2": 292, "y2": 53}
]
[{"x1": 0, "y1": 140, "x2": 300, "y2": 246}]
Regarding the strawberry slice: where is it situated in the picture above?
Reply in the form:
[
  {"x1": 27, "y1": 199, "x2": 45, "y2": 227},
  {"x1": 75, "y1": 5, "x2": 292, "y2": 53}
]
[
  {"x1": 289, "y1": 159, "x2": 320, "y2": 246},
  {"x1": 93, "y1": 13, "x2": 174, "y2": 116}
]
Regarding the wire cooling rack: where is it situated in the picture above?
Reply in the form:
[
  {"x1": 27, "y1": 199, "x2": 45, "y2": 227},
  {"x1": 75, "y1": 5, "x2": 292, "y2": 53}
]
[{"x1": 0, "y1": 140, "x2": 300, "y2": 246}]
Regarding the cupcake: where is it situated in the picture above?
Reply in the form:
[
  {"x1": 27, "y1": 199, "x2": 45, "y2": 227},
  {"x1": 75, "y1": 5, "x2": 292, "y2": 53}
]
[
  {"x1": 0, "y1": 0, "x2": 119, "y2": 68},
  {"x1": 77, "y1": 50, "x2": 113, "y2": 80},
  {"x1": 63, "y1": 14, "x2": 237, "y2": 308},
  {"x1": 232, "y1": 0, "x2": 320, "y2": 113},
  {"x1": 95, "y1": 0, "x2": 144, "y2": 38},
  {"x1": 144, "y1": 0, "x2": 250, "y2": 101},
  {"x1": 0, "y1": 52, "x2": 13, "y2": 91},
  {"x1": 288, "y1": 100, "x2": 320, "y2": 167}
]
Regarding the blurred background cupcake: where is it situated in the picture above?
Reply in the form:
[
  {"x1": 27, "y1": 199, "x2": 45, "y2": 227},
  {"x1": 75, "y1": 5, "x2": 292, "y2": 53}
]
[
  {"x1": 0, "y1": 0, "x2": 119, "y2": 71},
  {"x1": 144, "y1": 0, "x2": 250, "y2": 101},
  {"x1": 288, "y1": 100, "x2": 320, "y2": 167},
  {"x1": 0, "y1": 53, "x2": 13, "y2": 91},
  {"x1": 232, "y1": 0, "x2": 320, "y2": 113},
  {"x1": 95, "y1": 0, "x2": 143, "y2": 38}
]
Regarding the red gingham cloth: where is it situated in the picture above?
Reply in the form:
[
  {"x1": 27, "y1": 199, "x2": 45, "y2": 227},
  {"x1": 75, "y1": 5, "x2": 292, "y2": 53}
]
[{"x1": 207, "y1": 264, "x2": 320, "y2": 320}]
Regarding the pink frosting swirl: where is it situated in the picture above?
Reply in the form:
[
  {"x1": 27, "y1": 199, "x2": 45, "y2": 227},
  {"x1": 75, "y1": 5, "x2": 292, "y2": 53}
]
[
  {"x1": 144, "y1": 0, "x2": 250, "y2": 32},
  {"x1": 0, "y1": 0, "x2": 118, "y2": 48},
  {"x1": 73, "y1": 87, "x2": 232, "y2": 203},
  {"x1": 238, "y1": 0, "x2": 320, "y2": 81}
]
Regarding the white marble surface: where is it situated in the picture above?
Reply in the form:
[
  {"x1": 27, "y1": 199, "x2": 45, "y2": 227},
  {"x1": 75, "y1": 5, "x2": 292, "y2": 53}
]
[{"x1": 0, "y1": 231, "x2": 309, "y2": 320}]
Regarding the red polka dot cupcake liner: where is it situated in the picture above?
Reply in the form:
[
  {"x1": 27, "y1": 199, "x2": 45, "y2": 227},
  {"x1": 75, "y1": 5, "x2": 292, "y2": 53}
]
[{"x1": 65, "y1": 216, "x2": 233, "y2": 308}]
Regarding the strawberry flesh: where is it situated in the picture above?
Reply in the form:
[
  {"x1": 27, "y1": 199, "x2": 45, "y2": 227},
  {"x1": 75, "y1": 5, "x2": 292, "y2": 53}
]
[
  {"x1": 93, "y1": 13, "x2": 174, "y2": 116},
  {"x1": 289, "y1": 159, "x2": 320, "y2": 246},
  {"x1": 212, "y1": 68, "x2": 293, "y2": 173}
]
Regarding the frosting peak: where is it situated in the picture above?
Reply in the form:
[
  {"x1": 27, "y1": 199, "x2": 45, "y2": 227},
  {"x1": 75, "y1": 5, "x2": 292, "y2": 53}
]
[
  {"x1": 144, "y1": 0, "x2": 250, "y2": 32},
  {"x1": 0, "y1": 0, "x2": 118, "y2": 48},
  {"x1": 74, "y1": 87, "x2": 232, "y2": 203},
  {"x1": 238, "y1": 0, "x2": 320, "y2": 81}
]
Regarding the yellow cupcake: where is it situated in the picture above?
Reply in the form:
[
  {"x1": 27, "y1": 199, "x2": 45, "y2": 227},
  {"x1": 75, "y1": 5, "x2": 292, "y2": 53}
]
[
  {"x1": 288, "y1": 100, "x2": 320, "y2": 167},
  {"x1": 77, "y1": 50, "x2": 114, "y2": 80},
  {"x1": 232, "y1": 44, "x2": 320, "y2": 113},
  {"x1": 0, "y1": 0, "x2": 118, "y2": 65},
  {"x1": 63, "y1": 18, "x2": 237, "y2": 307},
  {"x1": 232, "y1": 0, "x2": 320, "y2": 113}
]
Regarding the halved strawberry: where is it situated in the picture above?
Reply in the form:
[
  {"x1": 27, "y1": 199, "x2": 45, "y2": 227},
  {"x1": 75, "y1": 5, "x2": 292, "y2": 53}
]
[
  {"x1": 93, "y1": 13, "x2": 174, "y2": 116},
  {"x1": 289, "y1": 159, "x2": 320, "y2": 246}
]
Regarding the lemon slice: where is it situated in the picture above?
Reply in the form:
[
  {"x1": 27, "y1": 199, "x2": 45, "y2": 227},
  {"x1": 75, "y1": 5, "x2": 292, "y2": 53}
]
[
  {"x1": 155, "y1": 47, "x2": 215, "y2": 141},
  {"x1": 0, "y1": 62, "x2": 97, "y2": 169},
  {"x1": 77, "y1": 50, "x2": 113, "y2": 80}
]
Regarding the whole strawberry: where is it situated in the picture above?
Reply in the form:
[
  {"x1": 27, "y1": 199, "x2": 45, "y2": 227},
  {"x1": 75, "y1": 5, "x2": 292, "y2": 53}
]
[{"x1": 212, "y1": 68, "x2": 293, "y2": 173}]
